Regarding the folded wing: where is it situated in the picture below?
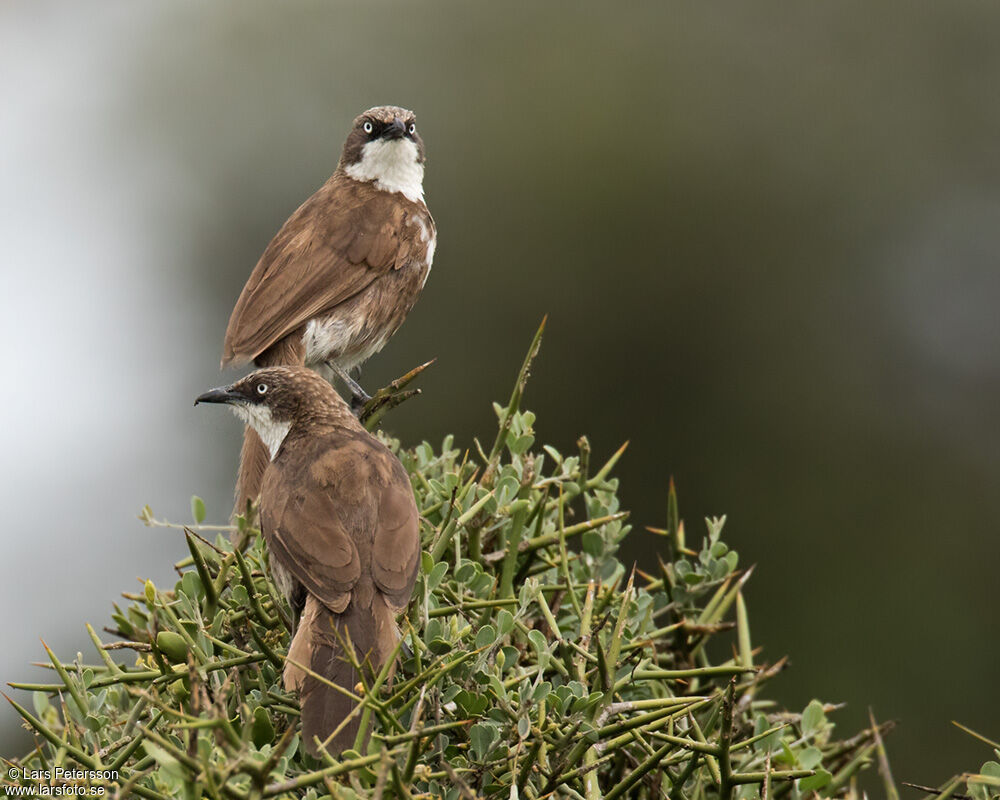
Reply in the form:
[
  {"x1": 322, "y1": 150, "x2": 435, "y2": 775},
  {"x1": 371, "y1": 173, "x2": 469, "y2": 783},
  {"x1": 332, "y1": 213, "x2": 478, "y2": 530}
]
[{"x1": 222, "y1": 174, "x2": 418, "y2": 367}]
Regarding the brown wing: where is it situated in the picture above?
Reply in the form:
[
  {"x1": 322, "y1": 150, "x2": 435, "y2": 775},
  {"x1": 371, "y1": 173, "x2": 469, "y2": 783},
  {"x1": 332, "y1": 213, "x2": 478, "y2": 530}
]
[
  {"x1": 372, "y1": 458, "x2": 420, "y2": 611},
  {"x1": 222, "y1": 173, "x2": 421, "y2": 366},
  {"x1": 260, "y1": 438, "x2": 364, "y2": 613},
  {"x1": 260, "y1": 431, "x2": 419, "y2": 614}
]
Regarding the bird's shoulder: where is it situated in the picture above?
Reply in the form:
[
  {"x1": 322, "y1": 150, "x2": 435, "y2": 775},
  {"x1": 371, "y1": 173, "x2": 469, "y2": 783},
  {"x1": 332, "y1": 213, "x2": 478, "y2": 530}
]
[
  {"x1": 289, "y1": 426, "x2": 396, "y2": 486},
  {"x1": 273, "y1": 175, "x2": 420, "y2": 268},
  {"x1": 263, "y1": 427, "x2": 407, "y2": 528}
]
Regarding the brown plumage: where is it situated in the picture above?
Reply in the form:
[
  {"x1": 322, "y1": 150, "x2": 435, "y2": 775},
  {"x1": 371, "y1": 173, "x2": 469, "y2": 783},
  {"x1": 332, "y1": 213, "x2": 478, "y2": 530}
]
[
  {"x1": 195, "y1": 367, "x2": 421, "y2": 756},
  {"x1": 222, "y1": 106, "x2": 436, "y2": 514}
]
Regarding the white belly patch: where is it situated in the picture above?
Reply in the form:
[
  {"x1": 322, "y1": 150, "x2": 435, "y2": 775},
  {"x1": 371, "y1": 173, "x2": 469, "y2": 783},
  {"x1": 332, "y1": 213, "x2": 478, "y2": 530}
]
[{"x1": 303, "y1": 314, "x2": 389, "y2": 373}]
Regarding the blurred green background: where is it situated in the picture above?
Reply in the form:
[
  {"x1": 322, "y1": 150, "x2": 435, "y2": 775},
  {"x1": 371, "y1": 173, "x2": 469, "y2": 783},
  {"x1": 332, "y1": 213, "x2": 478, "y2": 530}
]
[{"x1": 2, "y1": 0, "x2": 998, "y2": 789}]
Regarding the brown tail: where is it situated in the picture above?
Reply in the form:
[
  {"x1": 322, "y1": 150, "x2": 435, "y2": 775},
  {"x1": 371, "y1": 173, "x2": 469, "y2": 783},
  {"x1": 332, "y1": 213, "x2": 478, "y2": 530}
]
[
  {"x1": 284, "y1": 594, "x2": 398, "y2": 757},
  {"x1": 233, "y1": 334, "x2": 305, "y2": 518}
]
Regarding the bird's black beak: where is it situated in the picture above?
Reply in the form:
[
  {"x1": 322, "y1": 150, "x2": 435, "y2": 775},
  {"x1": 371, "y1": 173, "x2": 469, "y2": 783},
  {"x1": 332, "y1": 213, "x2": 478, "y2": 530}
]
[
  {"x1": 382, "y1": 117, "x2": 406, "y2": 140},
  {"x1": 194, "y1": 386, "x2": 240, "y2": 407}
]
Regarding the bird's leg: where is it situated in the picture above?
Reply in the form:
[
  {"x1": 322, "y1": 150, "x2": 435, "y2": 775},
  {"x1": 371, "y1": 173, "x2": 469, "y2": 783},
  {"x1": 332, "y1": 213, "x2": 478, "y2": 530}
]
[{"x1": 326, "y1": 362, "x2": 372, "y2": 412}]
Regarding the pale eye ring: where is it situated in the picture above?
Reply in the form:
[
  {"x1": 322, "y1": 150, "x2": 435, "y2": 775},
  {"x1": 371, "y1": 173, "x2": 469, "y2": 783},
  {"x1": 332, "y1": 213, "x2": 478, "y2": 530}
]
[
  {"x1": 256, "y1": 383, "x2": 268, "y2": 395},
  {"x1": 407, "y1": 123, "x2": 416, "y2": 135},
  {"x1": 363, "y1": 121, "x2": 373, "y2": 134}
]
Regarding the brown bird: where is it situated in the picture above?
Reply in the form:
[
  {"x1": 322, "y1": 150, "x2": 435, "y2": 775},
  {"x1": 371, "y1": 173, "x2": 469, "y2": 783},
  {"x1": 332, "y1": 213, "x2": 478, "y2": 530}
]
[
  {"x1": 222, "y1": 105, "x2": 436, "y2": 514},
  {"x1": 196, "y1": 366, "x2": 420, "y2": 756}
]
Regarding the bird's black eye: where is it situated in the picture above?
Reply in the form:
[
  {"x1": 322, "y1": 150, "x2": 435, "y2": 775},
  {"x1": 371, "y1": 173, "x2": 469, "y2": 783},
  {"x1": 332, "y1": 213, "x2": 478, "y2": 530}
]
[
  {"x1": 256, "y1": 383, "x2": 268, "y2": 395},
  {"x1": 363, "y1": 121, "x2": 374, "y2": 134},
  {"x1": 407, "y1": 123, "x2": 416, "y2": 135}
]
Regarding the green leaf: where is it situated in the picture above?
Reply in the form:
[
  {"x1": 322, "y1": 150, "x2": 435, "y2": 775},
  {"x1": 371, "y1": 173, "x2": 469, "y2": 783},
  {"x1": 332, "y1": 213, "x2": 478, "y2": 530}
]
[
  {"x1": 168, "y1": 679, "x2": 188, "y2": 701},
  {"x1": 799, "y1": 769, "x2": 832, "y2": 792},
  {"x1": 495, "y1": 475, "x2": 520, "y2": 507},
  {"x1": 581, "y1": 530, "x2": 604, "y2": 557},
  {"x1": 798, "y1": 746, "x2": 823, "y2": 769},
  {"x1": 455, "y1": 561, "x2": 477, "y2": 584},
  {"x1": 455, "y1": 690, "x2": 488, "y2": 716},
  {"x1": 32, "y1": 692, "x2": 50, "y2": 718},
  {"x1": 710, "y1": 541, "x2": 728, "y2": 558},
  {"x1": 499, "y1": 645, "x2": 518, "y2": 673},
  {"x1": 469, "y1": 722, "x2": 500, "y2": 761},
  {"x1": 475, "y1": 625, "x2": 497, "y2": 650},
  {"x1": 427, "y1": 561, "x2": 449, "y2": 591},
  {"x1": 252, "y1": 706, "x2": 275, "y2": 748},
  {"x1": 497, "y1": 609, "x2": 515, "y2": 636},
  {"x1": 156, "y1": 631, "x2": 189, "y2": 663},
  {"x1": 801, "y1": 699, "x2": 826, "y2": 736},
  {"x1": 110, "y1": 613, "x2": 134, "y2": 637},
  {"x1": 777, "y1": 740, "x2": 796, "y2": 765},
  {"x1": 230, "y1": 587, "x2": 249, "y2": 613},
  {"x1": 191, "y1": 495, "x2": 206, "y2": 524},
  {"x1": 181, "y1": 570, "x2": 204, "y2": 601},
  {"x1": 470, "y1": 573, "x2": 493, "y2": 597},
  {"x1": 143, "y1": 741, "x2": 185, "y2": 783},
  {"x1": 508, "y1": 434, "x2": 534, "y2": 455}
]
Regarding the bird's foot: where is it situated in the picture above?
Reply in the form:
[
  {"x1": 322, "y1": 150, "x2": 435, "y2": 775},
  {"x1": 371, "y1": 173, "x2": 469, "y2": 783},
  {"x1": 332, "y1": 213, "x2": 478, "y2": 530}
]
[
  {"x1": 326, "y1": 362, "x2": 372, "y2": 411},
  {"x1": 350, "y1": 392, "x2": 370, "y2": 414}
]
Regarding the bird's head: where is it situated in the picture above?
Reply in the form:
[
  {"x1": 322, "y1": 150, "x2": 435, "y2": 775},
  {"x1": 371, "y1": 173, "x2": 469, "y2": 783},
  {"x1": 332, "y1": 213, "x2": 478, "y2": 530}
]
[
  {"x1": 340, "y1": 105, "x2": 425, "y2": 202},
  {"x1": 195, "y1": 367, "x2": 351, "y2": 459}
]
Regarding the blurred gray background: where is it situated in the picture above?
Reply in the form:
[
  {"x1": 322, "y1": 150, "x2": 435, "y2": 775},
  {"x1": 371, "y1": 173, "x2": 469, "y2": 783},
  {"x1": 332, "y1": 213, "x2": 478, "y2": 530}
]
[{"x1": 2, "y1": 0, "x2": 998, "y2": 789}]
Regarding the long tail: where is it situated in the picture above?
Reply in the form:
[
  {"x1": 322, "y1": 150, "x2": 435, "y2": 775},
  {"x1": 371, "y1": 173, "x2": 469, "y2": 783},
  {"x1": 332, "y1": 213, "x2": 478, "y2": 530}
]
[
  {"x1": 284, "y1": 594, "x2": 398, "y2": 757},
  {"x1": 233, "y1": 335, "x2": 305, "y2": 518}
]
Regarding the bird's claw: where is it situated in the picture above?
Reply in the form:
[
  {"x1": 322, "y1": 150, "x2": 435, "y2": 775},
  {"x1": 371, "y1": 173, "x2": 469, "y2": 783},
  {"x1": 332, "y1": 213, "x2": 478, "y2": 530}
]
[{"x1": 350, "y1": 391, "x2": 372, "y2": 414}]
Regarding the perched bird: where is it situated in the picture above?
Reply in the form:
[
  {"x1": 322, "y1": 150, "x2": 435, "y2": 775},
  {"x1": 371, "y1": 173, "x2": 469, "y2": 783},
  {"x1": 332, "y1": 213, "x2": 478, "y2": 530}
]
[
  {"x1": 222, "y1": 105, "x2": 436, "y2": 513},
  {"x1": 195, "y1": 366, "x2": 420, "y2": 756}
]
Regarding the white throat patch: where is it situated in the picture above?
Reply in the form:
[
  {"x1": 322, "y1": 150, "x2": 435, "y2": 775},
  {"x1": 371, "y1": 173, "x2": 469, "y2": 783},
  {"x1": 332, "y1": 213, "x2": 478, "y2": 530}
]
[
  {"x1": 345, "y1": 139, "x2": 424, "y2": 202},
  {"x1": 232, "y1": 403, "x2": 291, "y2": 461}
]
